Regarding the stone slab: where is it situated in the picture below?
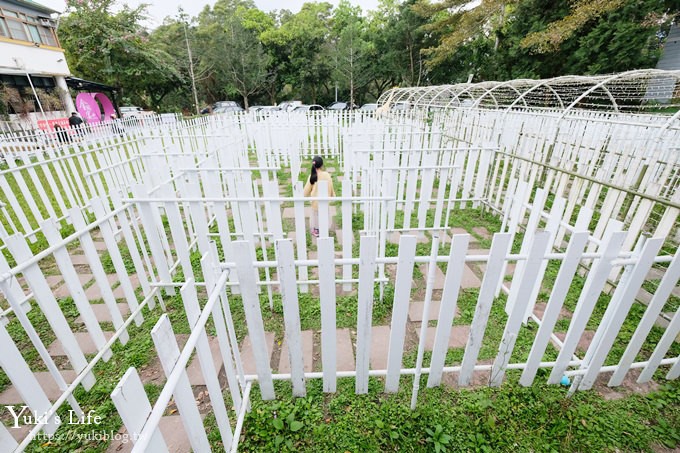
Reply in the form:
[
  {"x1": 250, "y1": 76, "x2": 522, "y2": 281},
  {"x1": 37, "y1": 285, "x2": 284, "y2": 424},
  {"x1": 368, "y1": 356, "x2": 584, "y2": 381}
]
[
  {"x1": 93, "y1": 240, "x2": 108, "y2": 251},
  {"x1": 416, "y1": 325, "x2": 471, "y2": 351},
  {"x1": 106, "y1": 415, "x2": 196, "y2": 453},
  {"x1": 409, "y1": 301, "x2": 460, "y2": 322},
  {"x1": 472, "y1": 227, "x2": 492, "y2": 240},
  {"x1": 389, "y1": 231, "x2": 428, "y2": 244},
  {"x1": 48, "y1": 331, "x2": 114, "y2": 356},
  {"x1": 336, "y1": 328, "x2": 355, "y2": 371},
  {"x1": 0, "y1": 370, "x2": 77, "y2": 404},
  {"x1": 335, "y1": 229, "x2": 355, "y2": 246},
  {"x1": 45, "y1": 275, "x2": 64, "y2": 289},
  {"x1": 278, "y1": 330, "x2": 314, "y2": 373},
  {"x1": 53, "y1": 274, "x2": 95, "y2": 299},
  {"x1": 69, "y1": 253, "x2": 91, "y2": 266},
  {"x1": 75, "y1": 303, "x2": 130, "y2": 326},
  {"x1": 554, "y1": 330, "x2": 595, "y2": 353},
  {"x1": 85, "y1": 274, "x2": 121, "y2": 300},
  {"x1": 187, "y1": 337, "x2": 225, "y2": 386},
  {"x1": 369, "y1": 326, "x2": 391, "y2": 370},
  {"x1": 532, "y1": 302, "x2": 572, "y2": 321},
  {"x1": 112, "y1": 275, "x2": 140, "y2": 299},
  {"x1": 420, "y1": 263, "x2": 446, "y2": 290},
  {"x1": 461, "y1": 265, "x2": 482, "y2": 289},
  {"x1": 240, "y1": 332, "x2": 276, "y2": 375}
]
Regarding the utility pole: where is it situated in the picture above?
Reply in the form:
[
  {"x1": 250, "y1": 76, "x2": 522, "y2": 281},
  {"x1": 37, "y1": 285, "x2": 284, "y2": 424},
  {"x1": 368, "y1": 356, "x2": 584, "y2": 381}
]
[{"x1": 183, "y1": 21, "x2": 200, "y2": 116}]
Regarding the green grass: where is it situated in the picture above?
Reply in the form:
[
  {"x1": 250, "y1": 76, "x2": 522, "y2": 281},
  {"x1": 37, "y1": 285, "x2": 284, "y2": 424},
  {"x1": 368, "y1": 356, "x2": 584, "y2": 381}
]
[{"x1": 235, "y1": 376, "x2": 680, "y2": 452}]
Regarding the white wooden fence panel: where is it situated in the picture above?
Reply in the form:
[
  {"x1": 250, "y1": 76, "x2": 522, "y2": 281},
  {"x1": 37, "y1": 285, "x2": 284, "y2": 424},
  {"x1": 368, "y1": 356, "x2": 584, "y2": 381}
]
[
  {"x1": 355, "y1": 235, "x2": 378, "y2": 394},
  {"x1": 151, "y1": 315, "x2": 211, "y2": 452},
  {"x1": 111, "y1": 368, "x2": 169, "y2": 452},
  {"x1": 491, "y1": 231, "x2": 551, "y2": 386},
  {"x1": 385, "y1": 235, "x2": 417, "y2": 392},
  {"x1": 317, "y1": 237, "x2": 337, "y2": 392},
  {"x1": 276, "y1": 239, "x2": 307, "y2": 397},
  {"x1": 577, "y1": 238, "x2": 664, "y2": 390},
  {"x1": 610, "y1": 247, "x2": 680, "y2": 385},
  {"x1": 427, "y1": 234, "x2": 470, "y2": 388},
  {"x1": 459, "y1": 233, "x2": 512, "y2": 386},
  {"x1": 233, "y1": 241, "x2": 275, "y2": 399},
  {"x1": 69, "y1": 207, "x2": 130, "y2": 343},
  {"x1": 548, "y1": 227, "x2": 627, "y2": 384}
]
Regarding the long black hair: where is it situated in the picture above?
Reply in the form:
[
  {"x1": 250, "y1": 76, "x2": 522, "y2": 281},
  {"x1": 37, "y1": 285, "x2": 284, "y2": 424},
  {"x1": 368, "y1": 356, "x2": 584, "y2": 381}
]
[{"x1": 310, "y1": 156, "x2": 323, "y2": 185}]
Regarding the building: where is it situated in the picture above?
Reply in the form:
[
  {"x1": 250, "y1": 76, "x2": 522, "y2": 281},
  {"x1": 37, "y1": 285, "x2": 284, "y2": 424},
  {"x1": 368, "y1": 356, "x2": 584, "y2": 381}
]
[{"x1": 0, "y1": 0, "x2": 75, "y2": 126}]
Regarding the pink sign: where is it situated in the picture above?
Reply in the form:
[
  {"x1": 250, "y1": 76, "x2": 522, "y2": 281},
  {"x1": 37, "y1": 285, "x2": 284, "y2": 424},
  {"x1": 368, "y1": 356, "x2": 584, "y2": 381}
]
[
  {"x1": 37, "y1": 117, "x2": 69, "y2": 131},
  {"x1": 75, "y1": 92, "x2": 117, "y2": 124},
  {"x1": 75, "y1": 93, "x2": 101, "y2": 123}
]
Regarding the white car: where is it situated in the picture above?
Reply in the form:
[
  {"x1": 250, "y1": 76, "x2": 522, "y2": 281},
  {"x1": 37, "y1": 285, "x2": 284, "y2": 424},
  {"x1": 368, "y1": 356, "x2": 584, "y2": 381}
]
[{"x1": 119, "y1": 106, "x2": 155, "y2": 118}]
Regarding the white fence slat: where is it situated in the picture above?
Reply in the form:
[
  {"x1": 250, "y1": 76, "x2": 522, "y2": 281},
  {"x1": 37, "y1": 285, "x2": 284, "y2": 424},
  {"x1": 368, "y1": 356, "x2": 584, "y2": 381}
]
[
  {"x1": 318, "y1": 180, "x2": 330, "y2": 239},
  {"x1": 276, "y1": 239, "x2": 307, "y2": 396},
  {"x1": 639, "y1": 313, "x2": 680, "y2": 383},
  {"x1": 4, "y1": 234, "x2": 96, "y2": 390},
  {"x1": 179, "y1": 281, "x2": 234, "y2": 447},
  {"x1": 151, "y1": 315, "x2": 211, "y2": 452},
  {"x1": 91, "y1": 198, "x2": 143, "y2": 326},
  {"x1": 0, "y1": 321, "x2": 60, "y2": 435},
  {"x1": 131, "y1": 184, "x2": 175, "y2": 294},
  {"x1": 110, "y1": 191, "x2": 158, "y2": 309},
  {"x1": 427, "y1": 234, "x2": 470, "y2": 388},
  {"x1": 111, "y1": 368, "x2": 169, "y2": 453},
  {"x1": 667, "y1": 355, "x2": 680, "y2": 380},
  {"x1": 40, "y1": 219, "x2": 111, "y2": 360},
  {"x1": 490, "y1": 231, "x2": 551, "y2": 386},
  {"x1": 611, "y1": 248, "x2": 680, "y2": 385},
  {"x1": 0, "y1": 422, "x2": 18, "y2": 452},
  {"x1": 577, "y1": 237, "x2": 664, "y2": 390},
  {"x1": 317, "y1": 237, "x2": 337, "y2": 392},
  {"x1": 293, "y1": 181, "x2": 309, "y2": 293},
  {"x1": 69, "y1": 207, "x2": 130, "y2": 345},
  {"x1": 548, "y1": 228, "x2": 627, "y2": 384},
  {"x1": 200, "y1": 251, "x2": 243, "y2": 410},
  {"x1": 341, "y1": 179, "x2": 353, "y2": 292},
  {"x1": 459, "y1": 233, "x2": 512, "y2": 386},
  {"x1": 385, "y1": 235, "x2": 417, "y2": 392},
  {"x1": 233, "y1": 241, "x2": 275, "y2": 399},
  {"x1": 355, "y1": 235, "x2": 378, "y2": 394},
  {"x1": 520, "y1": 231, "x2": 590, "y2": 386}
]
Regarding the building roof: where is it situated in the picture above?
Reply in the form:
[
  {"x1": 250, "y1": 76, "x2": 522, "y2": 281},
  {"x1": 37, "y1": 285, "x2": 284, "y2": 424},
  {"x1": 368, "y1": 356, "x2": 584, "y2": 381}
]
[{"x1": 4, "y1": 0, "x2": 60, "y2": 15}]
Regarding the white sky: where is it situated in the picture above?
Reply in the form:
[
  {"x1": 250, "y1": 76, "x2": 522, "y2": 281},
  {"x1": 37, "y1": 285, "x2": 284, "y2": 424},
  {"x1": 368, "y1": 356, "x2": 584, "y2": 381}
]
[{"x1": 38, "y1": 0, "x2": 381, "y2": 27}]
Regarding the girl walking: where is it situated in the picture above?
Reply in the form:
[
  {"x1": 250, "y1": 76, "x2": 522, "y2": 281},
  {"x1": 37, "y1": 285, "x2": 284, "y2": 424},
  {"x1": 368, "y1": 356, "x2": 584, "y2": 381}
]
[{"x1": 303, "y1": 156, "x2": 335, "y2": 237}]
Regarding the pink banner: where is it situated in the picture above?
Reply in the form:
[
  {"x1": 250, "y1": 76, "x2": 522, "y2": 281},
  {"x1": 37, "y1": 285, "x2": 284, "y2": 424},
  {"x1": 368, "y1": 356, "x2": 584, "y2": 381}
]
[
  {"x1": 75, "y1": 92, "x2": 117, "y2": 124},
  {"x1": 37, "y1": 117, "x2": 70, "y2": 131}
]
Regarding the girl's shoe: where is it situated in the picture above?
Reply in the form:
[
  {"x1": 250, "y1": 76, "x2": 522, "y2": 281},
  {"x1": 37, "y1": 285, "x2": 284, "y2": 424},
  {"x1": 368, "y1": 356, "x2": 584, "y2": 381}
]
[{"x1": 312, "y1": 228, "x2": 319, "y2": 237}]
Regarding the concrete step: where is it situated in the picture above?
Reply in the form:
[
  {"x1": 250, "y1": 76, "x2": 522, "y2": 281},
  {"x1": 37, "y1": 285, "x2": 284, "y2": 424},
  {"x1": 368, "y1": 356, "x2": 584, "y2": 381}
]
[
  {"x1": 0, "y1": 370, "x2": 77, "y2": 404},
  {"x1": 186, "y1": 336, "x2": 225, "y2": 387},
  {"x1": 53, "y1": 274, "x2": 94, "y2": 298},
  {"x1": 75, "y1": 303, "x2": 130, "y2": 326},
  {"x1": 416, "y1": 325, "x2": 471, "y2": 351},
  {"x1": 370, "y1": 326, "x2": 391, "y2": 370},
  {"x1": 48, "y1": 331, "x2": 114, "y2": 356},
  {"x1": 278, "y1": 330, "x2": 314, "y2": 373},
  {"x1": 409, "y1": 301, "x2": 460, "y2": 322},
  {"x1": 240, "y1": 332, "x2": 275, "y2": 375},
  {"x1": 106, "y1": 415, "x2": 199, "y2": 453},
  {"x1": 337, "y1": 328, "x2": 355, "y2": 372}
]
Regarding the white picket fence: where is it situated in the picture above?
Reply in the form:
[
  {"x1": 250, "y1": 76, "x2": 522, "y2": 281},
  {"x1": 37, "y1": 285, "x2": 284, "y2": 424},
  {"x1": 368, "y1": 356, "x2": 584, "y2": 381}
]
[{"x1": 0, "y1": 105, "x2": 679, "y2": 451}]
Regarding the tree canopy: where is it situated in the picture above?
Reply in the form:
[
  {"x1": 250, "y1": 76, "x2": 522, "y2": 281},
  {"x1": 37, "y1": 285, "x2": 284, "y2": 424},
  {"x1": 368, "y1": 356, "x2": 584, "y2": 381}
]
[{"x1": 56, "y1": 0, "x2": 679, "y2": 112}]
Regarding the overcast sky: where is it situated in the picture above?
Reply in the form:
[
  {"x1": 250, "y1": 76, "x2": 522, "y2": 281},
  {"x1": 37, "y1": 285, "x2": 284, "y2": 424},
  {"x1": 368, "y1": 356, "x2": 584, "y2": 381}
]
[{"x1": 39, "y1": 0, "x2": 382, "y2": 26}]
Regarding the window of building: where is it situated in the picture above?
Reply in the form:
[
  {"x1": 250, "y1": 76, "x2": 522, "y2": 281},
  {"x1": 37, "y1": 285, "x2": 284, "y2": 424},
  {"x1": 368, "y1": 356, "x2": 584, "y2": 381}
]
[{"x1": 0, "y1": 8, "x2": 59, "y2": 47}]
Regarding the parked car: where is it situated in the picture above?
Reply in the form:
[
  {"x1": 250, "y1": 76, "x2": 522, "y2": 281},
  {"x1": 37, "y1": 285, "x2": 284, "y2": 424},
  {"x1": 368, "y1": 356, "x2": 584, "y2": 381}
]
[
  {"x1": 359, "y1": 103, "x2": 378, "y2": 111},
  {"x1": 250, "y1": 105, "x2": 280, "y2": 112},
  {"x1": 213, "y1": 105, "x2": 244, "y2": 114},
  {"x1": 391, "y1": 102, "x2": 412, "y2": 111},
  {"x1": 327, "y1": 101, "x2": 356, "y2": 110},
  {"x1": 277, "y1": 101, "x2": 302, "y2": 112},
  {"x1": 119, "y1": 106, "x2": 155, "y2": 118},
  {"x1": 292, "y1": 104, "x2": 325, "y2": 112}
]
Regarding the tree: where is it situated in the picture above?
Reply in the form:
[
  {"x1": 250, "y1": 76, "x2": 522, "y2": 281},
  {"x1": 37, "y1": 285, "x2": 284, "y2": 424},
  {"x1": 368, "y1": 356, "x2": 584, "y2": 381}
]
[
  {"x1": 196, "y1": 0, "x2": 274, "y2": 108},
  {"x1": 58, "y1": 0, "x2": 182, "y2": 110}
]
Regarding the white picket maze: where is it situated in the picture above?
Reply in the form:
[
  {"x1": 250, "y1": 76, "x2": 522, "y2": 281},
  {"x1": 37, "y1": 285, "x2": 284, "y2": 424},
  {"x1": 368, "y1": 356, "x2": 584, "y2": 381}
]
[{"x1": 0, "y1": 70, "x2": 680, "y2": 451}]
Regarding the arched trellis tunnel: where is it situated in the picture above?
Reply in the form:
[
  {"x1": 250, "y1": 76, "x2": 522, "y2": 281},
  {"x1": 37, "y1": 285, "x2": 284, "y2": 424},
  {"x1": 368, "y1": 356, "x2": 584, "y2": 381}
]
[{"x1": 378, "y1": 69, "x2": 680, "y2": 119}]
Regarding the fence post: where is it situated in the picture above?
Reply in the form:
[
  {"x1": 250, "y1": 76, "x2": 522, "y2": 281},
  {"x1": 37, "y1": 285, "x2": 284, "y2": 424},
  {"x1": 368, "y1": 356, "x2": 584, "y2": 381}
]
[{"x1": 355, "y1": 235, "x2": 378, "y2": 394}]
